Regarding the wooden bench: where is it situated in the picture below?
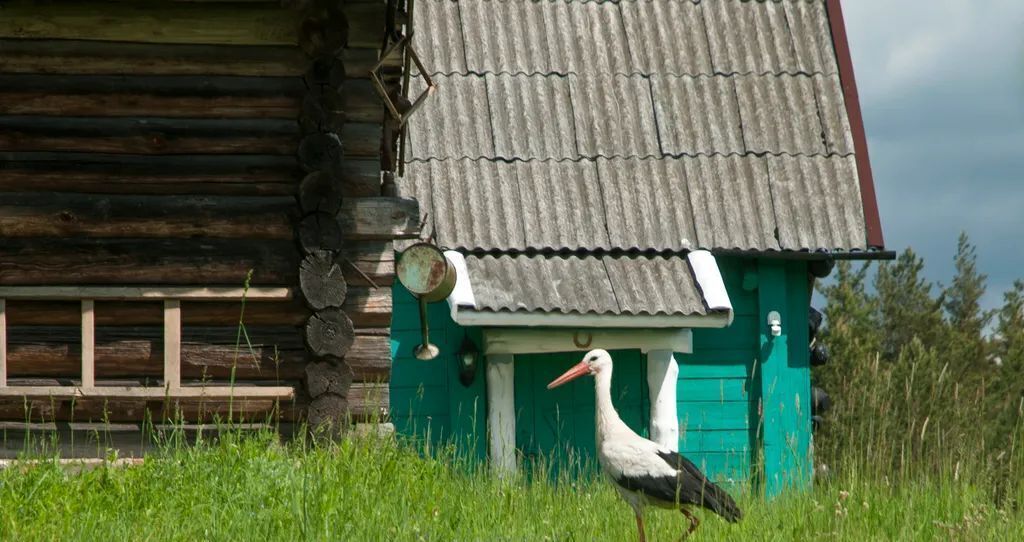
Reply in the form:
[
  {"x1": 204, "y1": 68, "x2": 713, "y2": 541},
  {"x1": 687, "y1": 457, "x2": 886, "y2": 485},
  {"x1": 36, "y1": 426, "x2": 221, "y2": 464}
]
[{"x1": 0, "y1": 286, "x2": 296, "y2": 400}]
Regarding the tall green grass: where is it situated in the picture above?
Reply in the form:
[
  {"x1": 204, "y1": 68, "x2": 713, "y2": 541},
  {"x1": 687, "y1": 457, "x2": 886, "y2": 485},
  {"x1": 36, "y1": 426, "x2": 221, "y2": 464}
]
[
  {"x1": 0, "y1": 420, "x2": 1021, "y2": 541},
  {"x1": 0, "y1": 345, "x2": 1021, "y2": 541}
]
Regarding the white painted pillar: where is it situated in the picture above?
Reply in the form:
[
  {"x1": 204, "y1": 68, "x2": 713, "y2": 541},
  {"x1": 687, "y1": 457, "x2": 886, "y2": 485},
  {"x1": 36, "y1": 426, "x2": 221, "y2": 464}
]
[
  {"x1": 647, "y1": 350, "x2": 679, "y2": 451},
  {"x1": 486, "y1": 354, "x2": 516, "y2": 476}
]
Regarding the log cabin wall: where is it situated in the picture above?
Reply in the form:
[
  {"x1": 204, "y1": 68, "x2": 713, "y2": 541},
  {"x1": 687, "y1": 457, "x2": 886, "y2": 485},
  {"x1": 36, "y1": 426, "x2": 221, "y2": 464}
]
[{"x1": 0, "y1": 0, "x2": 414, "y2": 430}]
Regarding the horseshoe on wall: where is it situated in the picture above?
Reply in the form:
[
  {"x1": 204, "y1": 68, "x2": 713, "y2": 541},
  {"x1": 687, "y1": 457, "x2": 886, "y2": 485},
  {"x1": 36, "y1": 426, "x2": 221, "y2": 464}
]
[{"x1": 573, "y1": 331, "x2": 593, "y2": 349}]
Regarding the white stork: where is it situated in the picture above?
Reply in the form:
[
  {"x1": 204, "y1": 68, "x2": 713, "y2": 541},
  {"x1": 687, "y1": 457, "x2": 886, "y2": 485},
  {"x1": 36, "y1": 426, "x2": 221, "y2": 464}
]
[{"x1": 547, "y1": 349, "x2": 742, "y2": 541}]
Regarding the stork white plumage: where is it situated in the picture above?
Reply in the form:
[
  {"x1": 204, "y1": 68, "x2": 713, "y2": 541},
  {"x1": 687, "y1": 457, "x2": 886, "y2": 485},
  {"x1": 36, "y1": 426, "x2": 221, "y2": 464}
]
[{"x1": 547, "y1": 349, "x2": 741, "y2": 541}]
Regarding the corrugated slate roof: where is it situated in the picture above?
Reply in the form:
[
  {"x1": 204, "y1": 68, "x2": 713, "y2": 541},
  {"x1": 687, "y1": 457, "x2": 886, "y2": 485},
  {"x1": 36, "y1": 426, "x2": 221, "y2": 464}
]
[
  {"x1": 464, "y1": 253, "x2": 713, "y2": 317},
  {"x1": 401, "y1": 0, "x2": 876, "y2": 262}
]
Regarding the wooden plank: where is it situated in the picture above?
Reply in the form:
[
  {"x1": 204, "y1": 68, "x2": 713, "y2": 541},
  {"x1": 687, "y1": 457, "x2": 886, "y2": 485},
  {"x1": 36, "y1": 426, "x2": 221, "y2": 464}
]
[
  {"x1": 340, "y1": 241, "x2": 395, "y2": 287},
  {"x1": 0, "y1": 40, "x2": 307, "y2": 77},
  {"x1": 0, "y1": 2, "x2": 301, "y2": 46},
  {"x1": 0, "y1": 299, "x2": 6, "y2": 387},
  {"x1": 0, "y1": 286, "x2": 293, "y2": 301},
  {"x1": 0, "y1": 385, "x2": 295, "y2": 400},
  {"x1": 0, "y1": 116, "x2": 299, "y2": 155},
  {"x1": 0, "y1": 193, "x2": 295, "y2": 239},
  {"x1": 0, "y1": 238, "x2": 299, "y2": 286},
  {"x1": 338, "y1": 197, "x2": 420, "y2": 240},
  {"x1": 0, "y1": 154, "x2": 379, "y2": 197},
  {"x1": 343, "y1": 3, "x2": 387, "y2": 49},
  {"x1": 81, "y1": 300, "x2": 95, "y2": 388},
  {"x1": 0, "y1": 74, "x2": 305, "y2": 96},
  {"x1": 0, "y1": 92, "x2": 301, "y2": 119},
  {"x1": 5, "y1": 326, "x2": 308, "y2": 381},
  {"x1": 164, "y1": 301, "x2": 182, "y2": 390}
]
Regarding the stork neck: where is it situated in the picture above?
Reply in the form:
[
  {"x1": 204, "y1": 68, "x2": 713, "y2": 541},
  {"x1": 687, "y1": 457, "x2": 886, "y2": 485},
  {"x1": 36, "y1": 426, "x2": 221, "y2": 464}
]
[{"x1": 594, "y1": 368, "x2": 630, "y2": 441}]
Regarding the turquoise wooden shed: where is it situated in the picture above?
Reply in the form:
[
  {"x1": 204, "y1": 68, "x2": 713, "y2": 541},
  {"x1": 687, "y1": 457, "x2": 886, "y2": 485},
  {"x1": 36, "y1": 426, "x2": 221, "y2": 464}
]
[{"x1": 388, "y1": 0, "x2": 888, "y2": 496}]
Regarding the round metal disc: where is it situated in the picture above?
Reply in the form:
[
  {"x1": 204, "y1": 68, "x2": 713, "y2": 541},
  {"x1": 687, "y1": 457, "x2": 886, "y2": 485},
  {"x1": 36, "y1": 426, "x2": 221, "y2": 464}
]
[{"x1": 396, "y1": 243, "x2": 449, "y2": 296}]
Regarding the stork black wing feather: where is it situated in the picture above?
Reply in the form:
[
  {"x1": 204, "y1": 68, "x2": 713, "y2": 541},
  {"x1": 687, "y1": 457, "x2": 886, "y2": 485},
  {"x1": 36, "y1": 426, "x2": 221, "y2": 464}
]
[{"x1": 656, "y1": 450, "x2": 742, "y2": 522}]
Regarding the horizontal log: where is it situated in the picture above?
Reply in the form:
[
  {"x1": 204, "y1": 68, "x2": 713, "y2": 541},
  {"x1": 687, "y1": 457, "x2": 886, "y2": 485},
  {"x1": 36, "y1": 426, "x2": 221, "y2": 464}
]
[
  {"x1": 344, "y1": 3, "x2": 387, "y2": 49},
  {"x1": 0, "y1": 396, "x2": 302, "y2": 424},
  {"x1": 0, "y1": 116, "x2": 299, "y2": 155},
  {"x1": 0, "y1": 2, "x2": 301, "y2": 46},
  {"x1": 4, "y1": 327, "x2": 389, "y2": 382},
  {"x1": 0, "y1": 40, "x2": 397, "y2": 78},
  {"x1": 5, "y1": 326, "x2": 305, "y2": 380},
  {"x1": 0, "y1": 193, "x2": 296, "y2": 239},
  {"x1": 0, "y1": 238, "x2": 298, "y2": 285},
  {"x1": 0, "y1": 286, "x2": 292, "y2": 301},
  {"x1": 348, "y1": 382, "x2": 390, "y2": 419},
  {"x1": 0, "y1": 385, "x2": 296, "y2": 401},
  {"x1": 0, "y1": 92, "x2": 300, "y2": 119},
  {"x1": 2, "y1": 287, "x2": 387, "y2": 327},
  {"x1": 0, "y1": 74, "x2": 305, "y2": 96},
  {"x1": 0, "y1": 153, "x2": 378, "y2": 197},
  {"x1": 340, "y1": 242, "x2": 395, "y2": 287},
  {"x1": 338, "y1": 197, "x2": 420, "y2": 240}
]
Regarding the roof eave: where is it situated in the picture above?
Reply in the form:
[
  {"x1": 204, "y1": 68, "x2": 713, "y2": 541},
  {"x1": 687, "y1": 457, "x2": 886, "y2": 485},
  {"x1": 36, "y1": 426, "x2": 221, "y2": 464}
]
[
  {"x1": 826, "y1": 0, "x2": 885, "y2": 250},
  {"x1": 451, "y1": 309, "x2": 733, "y2": 329}
]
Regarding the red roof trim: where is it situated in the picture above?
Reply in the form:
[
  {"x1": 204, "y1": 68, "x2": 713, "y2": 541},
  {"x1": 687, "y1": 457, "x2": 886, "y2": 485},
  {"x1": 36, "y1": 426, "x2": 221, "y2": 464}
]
[{"x1": 825, "y1": 0, "x2": 885, "y2": 249}]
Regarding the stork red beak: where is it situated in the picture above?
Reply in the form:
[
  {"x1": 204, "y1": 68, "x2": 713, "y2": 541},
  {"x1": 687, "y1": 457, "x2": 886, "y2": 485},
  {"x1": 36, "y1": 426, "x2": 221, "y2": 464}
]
[{"x1": 547, "y1": 361, "x2": 590, "y2": 389}]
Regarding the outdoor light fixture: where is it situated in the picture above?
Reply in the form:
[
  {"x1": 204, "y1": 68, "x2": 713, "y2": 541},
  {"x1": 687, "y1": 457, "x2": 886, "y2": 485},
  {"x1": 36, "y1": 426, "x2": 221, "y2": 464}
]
[
  {"x1": 767, "y1": 311, "x2": 782, "y2": 337},
  {"x1": 458, "y1": 336, "x2": 478, "y2": 387}
]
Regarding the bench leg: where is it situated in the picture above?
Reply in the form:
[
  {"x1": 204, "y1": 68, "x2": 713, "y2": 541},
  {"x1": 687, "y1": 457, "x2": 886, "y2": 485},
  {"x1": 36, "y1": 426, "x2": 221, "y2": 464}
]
[{"x1": 164, "y1": 300, "x2": 181, "y2": 390}]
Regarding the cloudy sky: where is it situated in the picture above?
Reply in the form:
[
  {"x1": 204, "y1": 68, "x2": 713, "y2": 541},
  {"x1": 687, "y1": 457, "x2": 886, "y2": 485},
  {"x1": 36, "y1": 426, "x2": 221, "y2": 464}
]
[{"x1": 841, "y1": 1, "x2": 1024, "y2": 313}]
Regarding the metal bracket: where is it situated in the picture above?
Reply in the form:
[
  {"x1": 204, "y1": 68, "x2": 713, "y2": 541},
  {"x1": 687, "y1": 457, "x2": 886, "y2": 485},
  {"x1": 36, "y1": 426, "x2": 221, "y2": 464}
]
[{"x1": 370, "y1": 31, "x2": 436, "y2": 129}]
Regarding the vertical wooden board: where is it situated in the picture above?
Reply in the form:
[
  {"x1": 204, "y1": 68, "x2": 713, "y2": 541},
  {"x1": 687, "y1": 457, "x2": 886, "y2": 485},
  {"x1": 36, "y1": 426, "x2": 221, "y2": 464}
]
[
  {"x1": 446, "y1": 327, "x2": 487, "y2": 461},
  {"x1": 0, "y1": 299, "x2": 6, "y2": 387},
  {"x1": 388, "y1": 383, "x2": 449, "y2": 416},
  {"x1": 163, "y1": 300, "x2": 182, "y2": 390},
  {"x1": 756, "y1": 259, "x2": 813, "y2": 496},
  {"x1": 80, "y1": 300, "x2": 95, "y2": 387}
]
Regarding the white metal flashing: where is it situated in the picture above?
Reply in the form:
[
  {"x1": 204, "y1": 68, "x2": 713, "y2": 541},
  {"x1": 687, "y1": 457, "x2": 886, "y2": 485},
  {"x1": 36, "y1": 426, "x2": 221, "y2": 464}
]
[
  {"x1": 687, "y1": 249, "x2": 734, "y2": 324},
  {"x1": 454, "y1": 309, "x2": 731, "y2": 329},
  {"x1": 443, "y1": 250, "x2": 476, "y2": 321}
]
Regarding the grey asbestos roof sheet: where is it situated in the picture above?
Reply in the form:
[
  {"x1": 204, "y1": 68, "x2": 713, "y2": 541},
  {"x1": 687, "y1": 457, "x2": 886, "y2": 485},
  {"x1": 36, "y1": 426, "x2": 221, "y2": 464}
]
[
  {"x1": 401, "y1": 0, "x2": 869, "y2": 254},
  {"x1": 464, "y1": 253, "x2": 711, "y2": 316}
]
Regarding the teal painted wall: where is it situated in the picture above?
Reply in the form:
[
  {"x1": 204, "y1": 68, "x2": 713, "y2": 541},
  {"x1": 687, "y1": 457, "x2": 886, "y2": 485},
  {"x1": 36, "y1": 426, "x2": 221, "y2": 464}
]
[{"x1": 389, "y1": 256, "x2": 812, "y2": 495}]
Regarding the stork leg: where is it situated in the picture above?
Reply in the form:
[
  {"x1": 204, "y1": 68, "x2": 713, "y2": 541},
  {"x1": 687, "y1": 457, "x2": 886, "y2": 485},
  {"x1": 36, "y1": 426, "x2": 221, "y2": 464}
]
[
  {"x1": 679, "y1": 508, "x2": 700, "y2": 539},
  {"x1": 634, "y1": 509, "x2": 646, "y2": 542}
]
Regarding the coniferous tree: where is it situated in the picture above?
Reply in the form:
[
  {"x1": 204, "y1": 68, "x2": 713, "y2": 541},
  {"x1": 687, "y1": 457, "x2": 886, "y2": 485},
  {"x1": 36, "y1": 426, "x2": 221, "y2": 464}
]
[
  {"x1": 990, "y1": 280, "x2": 1024, "y2": 441},
  {"x1": 873, "y1": 248, "x2": 946, "y2": 361},
  {"x1": 817, "y1": 261, "x2": 879, "y2": 383},
  {"x1": 943, "y1": 232, "x2": 992, "y2": 377}
]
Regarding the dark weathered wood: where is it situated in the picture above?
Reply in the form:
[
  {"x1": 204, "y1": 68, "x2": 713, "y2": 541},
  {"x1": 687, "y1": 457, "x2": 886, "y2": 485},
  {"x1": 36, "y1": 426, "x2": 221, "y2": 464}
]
[
  {"x1": 5, "y1": 326, "x2": 306, "y2": 380},
  {"x1": 4, "y1": 299, "x2": 310, "y2": 327},
  {"x1": 4, "y1": 328, "x2": 387, "y2": 382},
  {"x1": 303, "y1": 55, "x2": 346, "y2": 89},
  {"x1": 299, "y1": 171, "x2": 344, "y2": 215},
  {"x1": 298, "y1": 132, "x2": 343, "y2": 172},
  {"x1": 0, "y1": 238, "x2": 298, "y2": 285},
  {"x1": 300, "y1": 92, "x2": 345, "y2": 134},
  {"x1": 305, "y1": 360, "x2": 353, "y2": 398},
  {"x1": 0, "y1": 93, "x2": 301, "y2": 119},
  {"x1": 304, "y1": 308, "x2": 355, "y2": 359},
  {"x1": 306, "y1": 393, "x2": 348, "y2": 431},
  {"x1": 0, "y1": 153, "x2": 377, "y2": 197},
  {"x1": 340, "y1": 241, "x2": 395, "y2": 287},
  {"x1": 348, "y1": 382, "x2": 389, "y2": 419},
  {"x1": 0, "y1": 393, "x2": 303, "y2": 424},
  {"x1": 299, "y1": 250, "x2": 347, "y2": 310},
  {"x1": 0, "y1": 116, "x2": 299, "y2": 155},
  {"x1": 0, "y1": 193, "x2": 295, "y2": 239},
  {"x1": 338, "y1": 197, "x2": 420, "y2": 240},
  {"x1": 3, "y1": 288, "x2": 386, "y2": 328},
  {"x1": 343, "y1": 48, "x2": 402, "y2": 79},
  {"x1": 343, "y1": 3, "x2": 386, "y2": 49},
  {"x1": 298, "y1": 212, "x2": 344, "y2": 252},
  {"x1": 0, "y1": 74, "x2": 305, "y2": 96},
  {"x1": 0, "y1": 39, "x2": 308, "y2": 77},
  {"x1": 0, "y1": 2, "x2": 301, "y2": 46},
  {"x1": 299, "y1": 11, "x2": 349, "y2": 57},
  {"x1": 343, "y1": 332, "x2": 391, "y2": 382}
]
